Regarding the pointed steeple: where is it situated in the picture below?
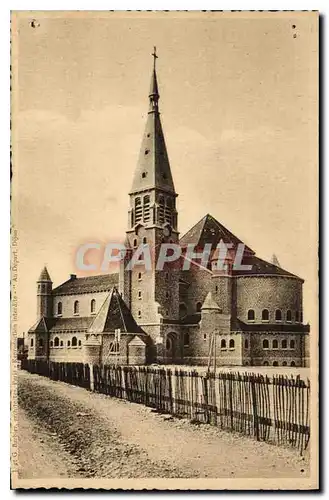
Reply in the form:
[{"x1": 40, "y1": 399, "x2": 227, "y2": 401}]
[
  {"x1": 130, "y1": 48, "x2": 175, "y2": 196},
  {"x1": 201, "y1": 292, "x2": 221, "y2": 311},
  {"x1": 38, "y1": 266, "x2": 52, "y2": 282},
  {"x1": 271, "y1": 254, "x2": 281, "y2": 267}
]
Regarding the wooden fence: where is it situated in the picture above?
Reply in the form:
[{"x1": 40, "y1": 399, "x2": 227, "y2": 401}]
[{"x1": 20, "y1": 360, "x2": 310, "y2": 454}]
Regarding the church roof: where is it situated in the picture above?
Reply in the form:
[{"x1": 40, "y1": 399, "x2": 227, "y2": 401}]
[
  {"x1": 28, "y1": 317, "x2": 50, "y2": 333},
  {"x1": 50, "y1": 317, "x2": 93, "y2": 332},
  {"x1": 88, "y1": 287, "x2": 145, "y2": 334},
  {"x1": 201, "y1": 292, "x2": 221, "y2": 310},
  {"x1": 38, "y1": 266, "x2": 52, "y2": 282},
  {"x1": 53, "y1": 273, "x2": 119, "y2": 296},
  {"x1": 233, "y1": 255, "x2": 302, "y2": 280},
  {"x1": 130, "y1": 55, "x2": 175, "y2": 195},
  {"x1": 234, "y1": 319, "x2": 309, "y2": 333},
  {"x1": 179, "y1": 214, "x2": 254, "y2": 254}
]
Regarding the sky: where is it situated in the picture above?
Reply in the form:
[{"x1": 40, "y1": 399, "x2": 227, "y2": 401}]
[{"x1": 11, "y1": 11, "x2": 318, "y2": 335}]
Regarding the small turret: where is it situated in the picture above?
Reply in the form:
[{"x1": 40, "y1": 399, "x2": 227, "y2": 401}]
[
  {"x1": 271, "y1": 254, "x2": 281, "y2": 267},
  {"x1": 37, "y1": 266, "x2": 53, "y2": 318}
]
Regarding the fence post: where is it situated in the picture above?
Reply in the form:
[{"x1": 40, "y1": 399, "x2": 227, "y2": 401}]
[
  {"x1": 250, "y1": 375, "x2": 259, "y2": 441},
  {"x1": 89, "y1": 363, "x2": 94, "y2": 391}
]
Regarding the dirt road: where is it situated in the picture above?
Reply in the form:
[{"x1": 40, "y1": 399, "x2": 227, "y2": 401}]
[{"x1": 17, "y1": 370, "x2": 309, "y2": 480}]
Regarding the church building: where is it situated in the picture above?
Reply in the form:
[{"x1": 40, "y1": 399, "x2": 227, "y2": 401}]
[{"x1": 27, "y1": 51, "x2": 310, "y2": 368}]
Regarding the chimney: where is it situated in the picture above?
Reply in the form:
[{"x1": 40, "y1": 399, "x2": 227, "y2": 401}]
[{"x1": 70, "y1": 274, "x2": 77, "y2": 280}]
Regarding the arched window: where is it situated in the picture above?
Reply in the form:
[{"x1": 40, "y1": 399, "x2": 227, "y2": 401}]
[
  {"x1": 110, "y1": 341, "x2": 119, "y2": 353},
  {"x1": 275, "y1": 309, "x2": 282, "y2": 321},
  {"x1": 72, "y1": 336, "x2": 77, "y2": 347},
  {"x1": 57, "y1": 302, "x2": 62, "y2": 315},
  {"x1": 166, "y1": 338, "x2": 171, "y2": 351},
  {"x1": 60, "y1": 340, "x2": 63, "y2": 347},
  {"x1": 54, "y1": 337, "x2": 59, "y2": 347},
  {"x1": 38, "y1": 338, "x2": 43, "y2": 347},
  {"x1": 291, "y1": 361, "x2": 296, "y2": 367},
  {"x1": 138, "y1": 272, "x2": 142, "y2": 280},
  {"x1": 215, "y1": 285, "x2": 218, "y2": 292},
  {"x1": 272, "y1": 339, "x2": 278, "y2": 349},
  {"x1": 133, "y1": 238, "x2": 138, "y2": 248},
  {"x1": 247, "y1": 309, "x2": 255, "y2": 321},
  {"x1": 67, "y1": 340, "x2": 71, "y2": 347},
  {"x1": 138, "y1": 290, "x2": 142, "y2": 299},
  {"x1": 135, "y1": 197, "x2": 142, "y2": 223},
  {"x1": 220, "y1": 339, "x2": 226, "y2": 349},
  {"x1": 142, "y1": 236, "x2": 147, "y2": 245},
  {"x1": 245, "y1": 339, "x2": 249, "y2": 349},
  {"x1": 282, "y1": 339, "x2": 287, "y2": 349},
  {"x1": 282, "y1": 361, "x2": 287, "y2": 366},
  {"x1": 295, "y1": 310, "x2": 299, "y2": 322},
  {"x1": 273, "y1": 361, "x2": 279, "y2": 366},
  {"x1": 184, "y1": 332, "x2": 190, "y2": 347},
  {"x1": 196, "y1": 302, "x2": 202, "y2": 312},
  {"x1": 179, "y1": 303, "x2": 187, "y2": 319},
  {"x1": 74, "y1": 300, "x2": 79, "y2": 315},
  {"x1": 262, "y1": 309, "x2": 269, "y2": 321},
  {"x1": 91, "y1": 299, "x2": 96, "y2": 313},
  {"x1": 30, "y1": 338, "x2": 34, "y2": 347},
  {"x1": 263, "y1": 339, "x2": 269, "y2": 349},
  {"x1": 229, "y1": 339, "x2": 235, "y2": 349},
  {"x1": 290, "y1": 339, "x2": 295, "y2": 349},
  {"x1": 143, "y1": 195, "x2": 150, "y2": 223},
  {"x1": 78, "y1": 340, "x2": 82, "y2": 347},
  {"x1": 263, "y1": 361, "x2": 269, "y2": 366},
  {"x1": 138, "y1": 310, "x2": 141, "y2": 319},
  {"x1": 286, "y1": 310, "x2": 292, "y2": 322},
  {"x1": 50, "y1": 340, "x2": 53, "y2": 347}
]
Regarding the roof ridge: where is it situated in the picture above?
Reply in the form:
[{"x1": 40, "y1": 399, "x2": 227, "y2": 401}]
[{"x1": 114, "y1": 288, "x2": 127, "y2": 332}]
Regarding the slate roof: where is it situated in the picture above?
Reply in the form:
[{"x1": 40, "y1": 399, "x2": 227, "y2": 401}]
[
  {"x1": 233, "y1": 256, "x2": 302, "y2": 280},
  {"x1": 130, "y1": 65, "x2": 175, "y2": 195},
  {"x1": 53, "y1": 273, "x2": 119, "y2": 296},
  {"x1": 28, "y1": 316, "x2": 94, "y2": 333},
  {"x1": 88, "y1": 288, "x2": 145, "y2": 334},
  {"x1": 233, "y1": 319, "x2": 310, "y2": 333},
  {"x1": 50, "y1": 317, "x2": 94, "y2": 332},
  {"x1": 202, "y1": 292, "x2": 221, "y2": 310},
  {"x1": 180, "y1": 214, "x2": 254, "y2": 254},
  {"x1": 28, "y1": 317, "x2": 50, "y2": 333},
  {"x1": 38, "y1": 266, "x2": 52, "y2": 282},
  {"x1": 180, "y1": 313, "x2": 201, "y2": 325}
]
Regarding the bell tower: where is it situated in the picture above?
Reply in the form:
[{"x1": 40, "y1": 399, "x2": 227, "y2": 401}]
[
  {"x1": 37, "y1": 266, "x2": 53, "y2": 318},
  {"x1": 121, "y1": 49, "x2": 181, "y2": 361}
]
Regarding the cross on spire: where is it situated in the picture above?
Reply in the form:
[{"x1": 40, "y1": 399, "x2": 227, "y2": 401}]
[{"x1": 151, "y1": 46, "x2": 158, "y2": 69}]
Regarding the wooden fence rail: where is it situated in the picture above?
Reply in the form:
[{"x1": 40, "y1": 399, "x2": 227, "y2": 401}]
[{"x1": 20, "y1": 360, "x2": 310, "y2": 454}]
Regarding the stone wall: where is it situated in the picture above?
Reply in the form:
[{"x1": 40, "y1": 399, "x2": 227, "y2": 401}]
[
  {"x1": 250, "y1": 332, "x2": 303, "y2": 366},
  {"x1": 236, "y1": 276, "x2": 303, "y2": 324},
  {"x1": 180, "y1": 263, "x2": 213, "y2": 316},
  {"x1": 52, "y1": 291, "x2": 110, "y2": 319}
]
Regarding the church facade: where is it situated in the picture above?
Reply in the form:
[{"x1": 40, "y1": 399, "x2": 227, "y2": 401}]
[{"x1": 27, "y1": 53, "x2": 310, "y2": 368}]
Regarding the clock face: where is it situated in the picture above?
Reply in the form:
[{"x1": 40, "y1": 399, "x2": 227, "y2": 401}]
[{"x1": 163, "y1": 226, "x2": 171, "y2": 237}]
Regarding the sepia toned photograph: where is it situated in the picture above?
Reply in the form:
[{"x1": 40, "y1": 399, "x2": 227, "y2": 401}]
[{"x1": 10, "y1": 11, "x2": 318, "y2": 490}]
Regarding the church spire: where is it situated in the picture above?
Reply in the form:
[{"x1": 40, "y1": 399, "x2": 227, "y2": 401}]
[
  {"x1": 149, "y1": 47, "x2": 159, "y2": 113},
  {"x1": 130, "y1": 49, "x2": 176, "y2": 197}
]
